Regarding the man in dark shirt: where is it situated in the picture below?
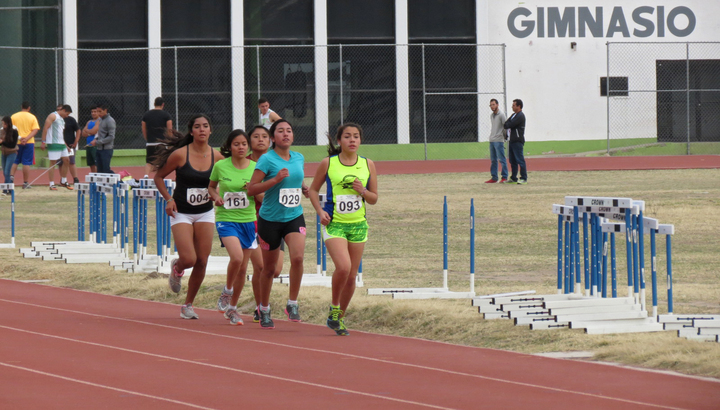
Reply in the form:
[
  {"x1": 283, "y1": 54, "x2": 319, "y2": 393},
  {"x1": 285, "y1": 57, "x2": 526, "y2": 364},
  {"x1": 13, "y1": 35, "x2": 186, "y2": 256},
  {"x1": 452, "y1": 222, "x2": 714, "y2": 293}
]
[
  {"x1": 60, "y1": 105, "x2": 82, "y2": 189},
  {"x1": 503, "y1": 99, "x2": 528, "y2": 184},
  {"x1": 141, "y1": 97, "x2": 173, "y2": 177}
]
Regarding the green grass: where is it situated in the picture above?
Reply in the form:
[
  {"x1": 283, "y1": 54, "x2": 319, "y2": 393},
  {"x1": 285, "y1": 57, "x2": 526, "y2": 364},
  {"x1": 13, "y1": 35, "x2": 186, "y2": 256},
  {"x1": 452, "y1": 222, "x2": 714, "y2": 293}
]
[{"x1": 1, "y1": 169, "x2": 719, "y2": 378}]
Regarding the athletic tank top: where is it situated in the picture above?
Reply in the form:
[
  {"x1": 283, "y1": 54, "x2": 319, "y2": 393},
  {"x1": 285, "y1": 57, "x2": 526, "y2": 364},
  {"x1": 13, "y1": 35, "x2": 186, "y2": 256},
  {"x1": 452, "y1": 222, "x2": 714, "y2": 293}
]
[
  {"x1": 323, "y1": 155, "x2": 370, "y2": 224},
  {"x1": 260, "y1": 109, "x2": 275, "y2": 130},
  {"x1": 173, "y1": 145, "x2": 215, "y2": 214},
  {"x1": 46, "y1": 112, "x2": 65, "y2": 149}
]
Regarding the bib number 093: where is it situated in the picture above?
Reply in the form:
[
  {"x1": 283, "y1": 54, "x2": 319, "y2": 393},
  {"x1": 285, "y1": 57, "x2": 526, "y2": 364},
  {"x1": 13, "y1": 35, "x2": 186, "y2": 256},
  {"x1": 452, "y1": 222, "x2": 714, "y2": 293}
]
[{"x1": 336, "y1": 194, "x2": 362, "y2": 214}]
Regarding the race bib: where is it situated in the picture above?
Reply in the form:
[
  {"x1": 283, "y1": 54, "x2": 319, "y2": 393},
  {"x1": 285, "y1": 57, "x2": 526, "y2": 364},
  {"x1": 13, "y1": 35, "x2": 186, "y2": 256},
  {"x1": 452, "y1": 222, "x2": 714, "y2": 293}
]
[
  {"x1": 279, "y1": 188, "x2": 301, "y2": 208},
  {"x1": 186, "y1": 188, "x2": 210, "y2": 206},
  {"x1": 336, "y1": 195, "x2": 363, "y2": 214},
  {"x1": 223, "y1": 191, "x2": 249, "y2": 209}
]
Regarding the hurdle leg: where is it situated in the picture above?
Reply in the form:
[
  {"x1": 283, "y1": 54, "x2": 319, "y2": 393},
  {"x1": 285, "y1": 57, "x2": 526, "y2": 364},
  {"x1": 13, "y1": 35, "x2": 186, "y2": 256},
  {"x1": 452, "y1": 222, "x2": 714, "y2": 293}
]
[
  {"x1": 632, "y1": 214, "x2": 640, "y2": 304},
  {"x1": 317, "y1": 214, "x2": 322, "y2": 275},
  {"x1": 557, "y1": 215, "x2": 563, "y2": 294},
  {"x1": 582, "y1": 212, "x2": 590, "y2": 297},
  {"x1": 651, "y1": 229, "x2": 657, "y2": 317},
  {"x1": 666, "y1": 234, "x2": 673, "y2": 314},
  {"x1": 638, "y1": 210, "x2": 646, "y2": 312},
  {"x1": 625, "y1": 208, "x2": 633, "y2": 298},
  {"x1": 573, "y1": 209, "x2": 582, "y2": 295},
  {"x1": 602, "y1": 231, "x2": 608, "y2": 298},
  {"x1": 563, "y1": 220, "x2": 570, "y2": 294},
  {"x1": 611, "y1": 232, "x2": 617, "y2": 298},
  {"x1": 442, "y1": 196, "x2": 448, "y2": 290},
  {"x1": 469, "y1": 198, "x2": 475, "y2": 295}
]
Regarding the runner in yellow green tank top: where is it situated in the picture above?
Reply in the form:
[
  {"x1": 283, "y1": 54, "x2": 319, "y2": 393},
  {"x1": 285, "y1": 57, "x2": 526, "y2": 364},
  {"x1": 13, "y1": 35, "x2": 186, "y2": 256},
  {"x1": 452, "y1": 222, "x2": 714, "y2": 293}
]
[{"x1": 309, "y1": 123, "x2": 378, "y2": 336}]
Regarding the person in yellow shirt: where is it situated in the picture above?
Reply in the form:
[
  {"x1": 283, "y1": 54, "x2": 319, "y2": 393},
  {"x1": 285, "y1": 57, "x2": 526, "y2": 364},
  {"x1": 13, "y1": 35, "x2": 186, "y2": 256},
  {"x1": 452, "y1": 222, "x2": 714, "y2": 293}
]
[{"x1": 10, "y1": 102, "x2": 40, "y2": 189}]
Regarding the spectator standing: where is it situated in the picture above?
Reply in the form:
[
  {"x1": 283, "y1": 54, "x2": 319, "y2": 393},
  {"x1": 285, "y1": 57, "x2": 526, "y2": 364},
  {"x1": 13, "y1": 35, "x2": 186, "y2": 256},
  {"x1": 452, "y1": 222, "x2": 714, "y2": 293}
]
[
  {"x1": 82, "y1": 106, "x2": 100, "y2": 173},
  {"x1": 503, "y1": 99, "x2": 528, "y2": 184},
  {"x1": 0, "y1": 116, "x2": 19, "y2": 193},
  {"x1": 90, "y1": 104, "x2": 115, "y2": 174},
  {"x1": 10, "y1": 102, "x2": 40, "y2": 189},
  {"x1": 486, "y1": 99, "x2": 508, "y2": 183},
  {"x1": 258, "y1": 98, "x2": 281, "y2": 130},
  {"x1": 141, "y1": 97, "x2": 173, "y2": 177},
  {"x1": 40, "y1": 105, "x2": 71, "y2": 190},
  {"x1": 59, "y1": 105, "x2": 81, "y2": 188}
]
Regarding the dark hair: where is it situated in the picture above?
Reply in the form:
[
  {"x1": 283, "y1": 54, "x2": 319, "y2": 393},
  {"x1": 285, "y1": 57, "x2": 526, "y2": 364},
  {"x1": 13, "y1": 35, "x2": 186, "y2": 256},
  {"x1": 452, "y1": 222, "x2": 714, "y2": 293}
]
[
  {"x1": 21, "y1": 101, "x2": 30, "y2": 109},
  {"x1": 490, "y1": 98, "x2": 499, "y2": 105},
  {"x1": 1, "y1": 116, "x2": 11, "y2": 130},
  {"x1": 152, "y1": 114, "x2": 212, "y2": 169},
  {"x1": 154, "y1": 97, "x2": 164, "y2": 107},
  {"x1": 513, "y1": 99, "x2": 523, "y2": 109},
  {"x1": 1, "y1": 116, "x2": 17, "y2": 146},
  {"x1": 268, "y1": 119, "x2": 292, "y2": 150},
  {"x1": 258, "y1": 98, "x2": 268, "y2": 105},
  {"x1": 327, "y1": 122, "x2": 363, "y2": 156},
  {"x1": 62, "y1": 104, "x2": 72, "y2": 113},
  {"x1": 220, "y1": 129, "x2": 248, "y2": 157},
  {"x1": 97, "y1": 104, "x2": 109, "y2": 111}
]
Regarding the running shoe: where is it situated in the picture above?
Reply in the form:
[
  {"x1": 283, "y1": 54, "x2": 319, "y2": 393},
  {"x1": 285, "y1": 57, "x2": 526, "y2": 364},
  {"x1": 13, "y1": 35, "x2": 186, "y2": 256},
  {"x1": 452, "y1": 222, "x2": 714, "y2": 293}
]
[
  {"x1": 253, "y1": 308, "x2": 260, "y2": 323},
  {"x1": 285, "y1": 303, "x2": 301, "y2": 322},
  {"x1": 22, "y1": 182, "x2": 31, "y2": 189},
  {"x1": 335, "y1": 317, "x2": 350, "y2": 336},
  {"x1": 517, "y1": 179, "x2": 528, "y2": 185},
  {"x1": 500, "y1": 178, "x2": 508, "y2": 183},
  {"x1": 61, "y1": 182, "x2": 74, "y2": 190},
  {"x1": 224, "y1": 309, "x2": 244, "y2": 326},
  {"x1": 504, "y1": 179, "x2": 518, "y2": 185},
  {"x1": 484, "y1": 178, "x2": 498, "y2": 183},
  {"x1": 326, "y1": 305, "x2": 342, "y2": 331},
  {"x1": 217, "y1": 290, "x2": 232, "y2": 312},
  {"x1": 180, "y1": 304, "x2": 199, "y2": 319},
  {"x1": 168, "y1": 258, "x2": 182, "y2": 293},
  {"x1": 259, "y1": 308, "x2": 274, "y2": 329},
  {"x1": 49, "y1": 185, "x2": 58, "y2": 191}
]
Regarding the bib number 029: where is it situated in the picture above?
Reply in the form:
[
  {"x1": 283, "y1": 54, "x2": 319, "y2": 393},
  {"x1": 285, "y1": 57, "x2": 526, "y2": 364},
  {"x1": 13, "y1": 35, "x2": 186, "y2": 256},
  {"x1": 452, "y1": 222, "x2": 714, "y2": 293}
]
[{"x1": 279, "y1": 188, "x2": 301, "y2": 208}]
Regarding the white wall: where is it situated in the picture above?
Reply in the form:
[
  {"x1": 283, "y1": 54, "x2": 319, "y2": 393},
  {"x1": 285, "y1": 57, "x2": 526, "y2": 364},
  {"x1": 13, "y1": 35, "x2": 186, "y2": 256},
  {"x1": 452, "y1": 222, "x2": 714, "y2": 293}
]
[{"x1": 486, "y1": 0, "x2": 720, "y2": 141}]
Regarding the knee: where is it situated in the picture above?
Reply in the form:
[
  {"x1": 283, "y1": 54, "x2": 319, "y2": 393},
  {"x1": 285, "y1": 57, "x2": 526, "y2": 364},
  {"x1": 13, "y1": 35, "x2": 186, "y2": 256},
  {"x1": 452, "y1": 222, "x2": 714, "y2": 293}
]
[
  {"x1": 179, "y1": 255, "x2": 197, "y2": 268},
  {"x1": 334, "y1": 264, "x2": 351, "y2": 277},
  {"x1": 289, "y1": 255, "x2": 304, "y2": 267},
  {"x1": 229, "y1": 254, "x2": 243, "y2": 266},
  {"x1": 262, "y1": 264, "x2": 277, "y2": 278}
]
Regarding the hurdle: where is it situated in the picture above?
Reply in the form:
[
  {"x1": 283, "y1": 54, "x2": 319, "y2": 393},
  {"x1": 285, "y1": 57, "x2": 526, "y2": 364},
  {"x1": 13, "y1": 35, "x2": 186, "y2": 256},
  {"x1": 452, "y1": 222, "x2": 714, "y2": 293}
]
[
  {"x1": 367, "y1": 196, "x2": 476, "y2": 299},
  {"x1": 0, "y1": 183, "x2": 15, "y2": 248}
]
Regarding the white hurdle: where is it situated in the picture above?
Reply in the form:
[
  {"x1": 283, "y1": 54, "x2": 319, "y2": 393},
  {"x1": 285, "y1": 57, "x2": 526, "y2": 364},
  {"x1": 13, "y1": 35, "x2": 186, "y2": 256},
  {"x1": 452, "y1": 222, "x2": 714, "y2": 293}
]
[{"x1": 367, "y1": 196, "x2": 476, "y2": 299}]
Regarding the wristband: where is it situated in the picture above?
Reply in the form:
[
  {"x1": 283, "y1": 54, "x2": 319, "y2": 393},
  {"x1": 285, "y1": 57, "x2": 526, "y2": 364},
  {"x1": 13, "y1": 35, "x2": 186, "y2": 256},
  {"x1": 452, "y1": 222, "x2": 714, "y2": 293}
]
[
  {"x1": 166, "y1": 198, "x2": 174, "y2": 202},
  {"x1": 361, "y1": 188, "x2": 367, "y2": 197}
]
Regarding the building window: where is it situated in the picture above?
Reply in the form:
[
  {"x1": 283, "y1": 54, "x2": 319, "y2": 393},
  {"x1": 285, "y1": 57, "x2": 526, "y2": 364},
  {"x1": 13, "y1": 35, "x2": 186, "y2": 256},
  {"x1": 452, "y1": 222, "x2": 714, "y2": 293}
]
[
  {"x1": 328, "y1": 0, "x2": 394, "y2": 42},
  {"x1": 600, "y1": 77, "x2": 629, "y2": 97},
  {"x1": 244, "y1": 0, "x2": 313, "y2": 44},
  {"x1": 408, "y1": 0, "x2": 475, "y2": 42},
  {"x1": 161, "y1": 0, "x2": 230, "y2": 46}
]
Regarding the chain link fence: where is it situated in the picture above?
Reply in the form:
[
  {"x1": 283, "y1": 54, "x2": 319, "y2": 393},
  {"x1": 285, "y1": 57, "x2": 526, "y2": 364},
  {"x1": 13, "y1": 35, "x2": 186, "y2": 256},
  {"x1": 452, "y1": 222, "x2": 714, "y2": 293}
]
[
  {"x1": 1, "y1": 44, "x2": 506, "y2": 160},
  {"x1": 607, "y1": 42, "x2": 720, "y2": 155}
]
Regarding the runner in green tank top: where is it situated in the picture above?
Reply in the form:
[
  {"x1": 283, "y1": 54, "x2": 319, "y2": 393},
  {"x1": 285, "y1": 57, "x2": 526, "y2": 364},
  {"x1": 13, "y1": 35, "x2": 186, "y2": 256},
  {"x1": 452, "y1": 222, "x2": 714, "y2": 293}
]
[{"x1": 309, "y1": 123, "x2": 378, "y2": 336}]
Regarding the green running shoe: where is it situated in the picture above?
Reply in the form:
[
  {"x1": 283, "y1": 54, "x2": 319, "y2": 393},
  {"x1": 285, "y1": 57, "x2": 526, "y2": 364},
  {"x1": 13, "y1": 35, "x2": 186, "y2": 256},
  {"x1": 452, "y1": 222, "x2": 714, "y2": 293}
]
[{"x1": 326, "y1": 306, "x2": 342, "y2": 331}]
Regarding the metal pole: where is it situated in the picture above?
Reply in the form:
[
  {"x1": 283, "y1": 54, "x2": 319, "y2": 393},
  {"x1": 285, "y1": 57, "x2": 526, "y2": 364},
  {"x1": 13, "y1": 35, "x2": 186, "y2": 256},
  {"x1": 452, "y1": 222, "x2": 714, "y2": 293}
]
[
  {"x1": 55, "y1": 48, "x2": 60, "y2": 104},
  {"x1": 422, "y1": 44, "x2": 428, "y2": 161},
  {"x1": 502, "y1": 44, "x2": 507, "y2": 116},
  {"x1": 606, "y1": 42, "x2": 610, "y2": 155},
  {"x1": 174, "y1": 46, "x2": 179, "y2": 126},
  {"x1": 256, "y1": 45, "x2": 261, "y2": 101},
  {"x1": 339, "y1": 44, "x2": 344, "y2": 124},
  {"x1": 686, "y1": 42, "x2": 690, "y2": 155}
]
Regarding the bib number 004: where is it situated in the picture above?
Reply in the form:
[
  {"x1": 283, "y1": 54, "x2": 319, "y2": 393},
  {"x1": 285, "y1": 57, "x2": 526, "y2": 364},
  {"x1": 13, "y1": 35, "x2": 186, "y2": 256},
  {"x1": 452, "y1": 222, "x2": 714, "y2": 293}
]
[
  {"x1": 279, "y1": 188, "x2": 301, "y2": 208},
  {"x1": 186, "y1": 188, "x2": 210, "y2": 206},
  {"x1": 223, "y1": 192, "x2": 249, "y2": 209},
  {"x1": 336, "y1": 195, "x2": 362, "y2": 214}
]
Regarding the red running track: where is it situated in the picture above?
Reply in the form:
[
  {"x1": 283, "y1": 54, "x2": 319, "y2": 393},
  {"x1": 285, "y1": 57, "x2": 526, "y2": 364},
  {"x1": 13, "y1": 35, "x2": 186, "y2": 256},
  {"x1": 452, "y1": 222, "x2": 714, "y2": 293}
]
[
  {"x1": 20, "y1": 155, "x2": 720, "y2": 186},
  {"x1": 1, "y1": 279, "x2": 718, "y2": 410}
]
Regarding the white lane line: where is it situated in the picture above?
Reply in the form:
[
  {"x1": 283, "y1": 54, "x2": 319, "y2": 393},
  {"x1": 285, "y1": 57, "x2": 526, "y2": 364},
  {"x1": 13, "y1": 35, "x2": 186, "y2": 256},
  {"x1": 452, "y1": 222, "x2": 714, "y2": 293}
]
[
  {"x1": 0, "y1": 298, "x2": 695, "y2": 410},
  {"x1": 0, "y1": 361, "x2": 216, "y2": 410},
  {"x1": 0, "y1": 325, "x2": 456, "y2": 410}
]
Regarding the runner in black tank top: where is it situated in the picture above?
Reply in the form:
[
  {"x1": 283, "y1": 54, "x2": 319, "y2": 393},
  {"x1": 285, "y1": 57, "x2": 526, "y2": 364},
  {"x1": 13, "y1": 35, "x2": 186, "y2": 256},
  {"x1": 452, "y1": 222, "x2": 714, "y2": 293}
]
[
  {"x1": 153, "y1": 114, "x2": 224, "y2": 319},
  {"x1": 173, "y1": 145, "x2": 215, "y2": 214}
]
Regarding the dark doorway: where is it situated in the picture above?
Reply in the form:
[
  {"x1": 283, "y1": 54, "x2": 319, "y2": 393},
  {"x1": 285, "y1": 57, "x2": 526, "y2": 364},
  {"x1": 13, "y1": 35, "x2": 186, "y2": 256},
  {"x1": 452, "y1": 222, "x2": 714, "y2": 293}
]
[{"x1": 656, "y1": 59, "x2": 720, "y2": 142}]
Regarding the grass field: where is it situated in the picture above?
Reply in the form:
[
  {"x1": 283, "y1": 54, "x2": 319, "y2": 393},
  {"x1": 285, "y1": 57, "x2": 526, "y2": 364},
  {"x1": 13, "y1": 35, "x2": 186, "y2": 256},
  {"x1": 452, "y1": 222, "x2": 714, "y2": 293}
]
[{"x1": 1, "y1": 169, "x2": 719, "y2": 378}]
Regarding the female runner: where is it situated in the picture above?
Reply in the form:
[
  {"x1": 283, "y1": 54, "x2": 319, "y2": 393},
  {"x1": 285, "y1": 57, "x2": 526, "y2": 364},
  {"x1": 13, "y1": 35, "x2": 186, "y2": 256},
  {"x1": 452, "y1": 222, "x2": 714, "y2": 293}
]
[
  {"x1": 309, "y1": 123, "x2": 378, "y2": 335},
  {"x1": 208, "y1": 129, "x2": 258, "y2": 325},
  {"x1": 247, "y1": 120, "x2": 308, "y2": 329},
  {"x1": 154, "y1": 114, "x2": 223, "y2": 319},
  {"x1": 247, "y1": 125, "x2": 284, "y2": 322}
]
